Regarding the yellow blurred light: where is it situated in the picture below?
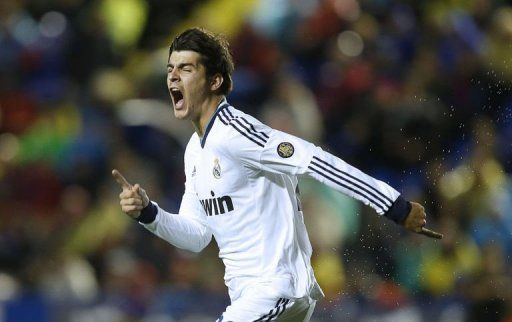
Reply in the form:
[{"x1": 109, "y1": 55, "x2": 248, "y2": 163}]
[
  {"x1": 481, "y1": 159, "x2": 505, "y2": 188},
  {"x1": 353, "y1": 13, "x2": 379, "y2": 41},
  {"x1": 313, "y1": 251, "x2": 345, "y2": 299},
  {"x1": 171, "y1": 0, "x2": 258, "y2": 40},
  {"x1": 0, "y1": 133, "x2": 20, "y2": 162},
  {"x1": 439, "y1": 165, "x2": 475, "y2": 199},
  {"x1": 494, "y1": 7, "x2": 512, "y2": 35},
  {"x1": 100, "y1": 0, "x2": 148, "y2": 50},
  {"x1": 91, "y1": 68, "x2": 134, "y2": 104}
]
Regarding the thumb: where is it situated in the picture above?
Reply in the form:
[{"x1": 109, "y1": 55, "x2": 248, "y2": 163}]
[{"x1": 133, "y1": 183, "x2": 149, "y2": 207}]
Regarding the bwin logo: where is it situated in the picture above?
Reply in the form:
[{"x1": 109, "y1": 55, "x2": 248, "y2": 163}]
[{"x1": 200, "y1": 191, "x2": 234, "y2": 216}]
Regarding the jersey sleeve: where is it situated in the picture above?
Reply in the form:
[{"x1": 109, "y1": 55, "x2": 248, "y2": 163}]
[
  {"x1": 229, "y1": 121, "x2": 409, "y2": 222},
  {"x1": 141, "y1": 145, "x2": 212, "y2": 252}
]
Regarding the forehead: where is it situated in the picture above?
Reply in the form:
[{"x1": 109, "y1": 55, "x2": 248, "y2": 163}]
[{"x1": 168, "y1": 50, "x2": 202, "y2": 65}]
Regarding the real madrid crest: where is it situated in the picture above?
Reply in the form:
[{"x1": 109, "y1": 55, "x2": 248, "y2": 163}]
[
  {"x1": 277, "y1": 142, "x2": 294, "y2": 158},
  {"x1": 213, "y1": 158, "x2": 222, "y2": 179}
]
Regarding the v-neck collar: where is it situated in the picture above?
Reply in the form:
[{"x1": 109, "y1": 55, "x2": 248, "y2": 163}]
[{"x1": 200, "y1": 98, "x2": 229, "y2": 148}]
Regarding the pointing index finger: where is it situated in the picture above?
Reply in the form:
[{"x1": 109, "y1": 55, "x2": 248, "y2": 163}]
[{"x1": 112, "y1": 169, "x2": 132, "y2": 189}]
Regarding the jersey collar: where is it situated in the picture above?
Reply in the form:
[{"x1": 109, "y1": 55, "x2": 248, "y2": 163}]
[{"x1": 200, "y1": 97, "x2": 229, "y2": 148}]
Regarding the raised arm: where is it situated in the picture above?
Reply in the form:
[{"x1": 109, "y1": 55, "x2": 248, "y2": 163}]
[{"x1": 112, "y1": 169, "x2": 212, "y2": 252}]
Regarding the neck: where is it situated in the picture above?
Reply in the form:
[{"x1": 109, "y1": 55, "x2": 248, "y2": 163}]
[{"x1": 192, "y1": 95, "x2": 224, "y2": 137}]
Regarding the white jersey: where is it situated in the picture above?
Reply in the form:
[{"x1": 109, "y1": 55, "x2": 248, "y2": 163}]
[{"x1": 141, "y1": 98, "x2": 409, "y2": 302}]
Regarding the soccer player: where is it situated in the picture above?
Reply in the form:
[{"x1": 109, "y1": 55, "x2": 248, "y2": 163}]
[{"x1": 112, "y1": 28, "x2": 441, "y2": 321}]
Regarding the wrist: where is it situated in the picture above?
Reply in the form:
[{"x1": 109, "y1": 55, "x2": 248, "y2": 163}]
[
  {"x1": 383, "y1": 196, "x2": 411, "y2": 224},
  {"x1": 137, "y1": 201, "x2": 157, "y2": 224}
]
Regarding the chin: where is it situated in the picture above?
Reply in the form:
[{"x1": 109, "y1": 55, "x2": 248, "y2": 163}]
[{"x1": 174, "y1": 109, "x2": 188, "y2": 120}]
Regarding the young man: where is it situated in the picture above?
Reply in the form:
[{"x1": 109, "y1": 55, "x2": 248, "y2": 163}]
[{"x1": 112, "y1": 28, "x2": 442, "y2": 321}]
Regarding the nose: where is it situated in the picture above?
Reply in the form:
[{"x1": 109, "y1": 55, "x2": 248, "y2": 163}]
[{"x1": 168, "y1": 68, "x2": 179, "y2": 83}]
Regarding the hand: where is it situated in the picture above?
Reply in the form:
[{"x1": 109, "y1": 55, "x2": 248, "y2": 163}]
[
  {"x1": 403, "y1": 202, "x2": 443, "y2": 239},
  {"x1": 112, "y1": 169, "x2": 150, "y2": 219}
]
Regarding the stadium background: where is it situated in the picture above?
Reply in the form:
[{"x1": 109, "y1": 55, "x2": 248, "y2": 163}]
[{"x1": 1, "y1": 0, "x2": 512, "y2": 321}]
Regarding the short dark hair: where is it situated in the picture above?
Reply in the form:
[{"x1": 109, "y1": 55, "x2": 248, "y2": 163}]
[{"x1": 170, "y1": 28, "x2": 234, "y2": 95}]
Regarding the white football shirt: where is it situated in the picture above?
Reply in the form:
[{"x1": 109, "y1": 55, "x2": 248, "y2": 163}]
[{"x1": 141, "y1": 98, "x2": 409, "y2": 301}]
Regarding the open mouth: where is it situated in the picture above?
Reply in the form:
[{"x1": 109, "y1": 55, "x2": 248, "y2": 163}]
[{"x1": 170, "y1": 88, "x2": 184, "y2": 109}]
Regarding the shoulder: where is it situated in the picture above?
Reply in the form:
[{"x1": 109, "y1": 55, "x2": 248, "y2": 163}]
[{"x1": 215, "y1": 104, "x2": 272, "y2": 149}]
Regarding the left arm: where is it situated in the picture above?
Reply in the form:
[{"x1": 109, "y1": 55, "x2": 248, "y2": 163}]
[
  {"x1": 259, "y1": 130, "x2": 411, "y2": 224},
  {"x1": 232, "y1": 126, "x2": 432, "y2": 234}
]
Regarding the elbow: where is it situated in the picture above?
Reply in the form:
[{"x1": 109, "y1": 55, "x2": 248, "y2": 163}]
[
  {"x1": 185, "y1": 232, "x2": 212, "y2": 253},
  {"x1": 187, "y1": 244, "x2": 206, "y2": 253}
]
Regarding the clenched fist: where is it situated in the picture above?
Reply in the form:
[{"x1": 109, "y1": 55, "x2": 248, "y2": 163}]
[
  {"x1": 112, "y1": 169, "x2": 150, "y2": 219},
  {"x1": 403, "y1": 201, "x2": 443, "y2": 239}
]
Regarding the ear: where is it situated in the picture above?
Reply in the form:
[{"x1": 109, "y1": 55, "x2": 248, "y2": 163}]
[{"x1": 210, "y1": 73, "x2": 224, "y2": 92}]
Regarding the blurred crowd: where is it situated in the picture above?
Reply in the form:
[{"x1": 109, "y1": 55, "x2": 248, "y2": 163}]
[{"x1": 1, "y1": 0, "x2": 512, "y2": 321}]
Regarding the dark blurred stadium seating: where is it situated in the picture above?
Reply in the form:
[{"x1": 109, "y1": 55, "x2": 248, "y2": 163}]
[{"x1": 1, "y1": 0, "x2": 511, "y2": 321}]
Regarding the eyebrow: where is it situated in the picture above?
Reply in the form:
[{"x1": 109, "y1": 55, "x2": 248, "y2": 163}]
[{"x1": 167, "y1": 63, "x2": 195, "y2": 69}]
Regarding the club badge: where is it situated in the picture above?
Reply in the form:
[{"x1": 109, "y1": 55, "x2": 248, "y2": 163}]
[
  {"x1": 213, "y1": 158, "x2": 221, "y2": 179},
  {"x1": 277, "y1": 142, "x2": 294, "y2": 158}
]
